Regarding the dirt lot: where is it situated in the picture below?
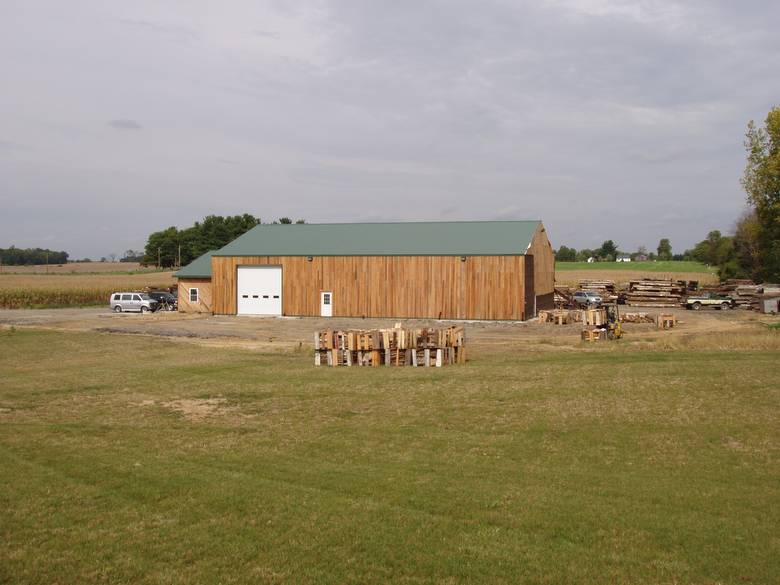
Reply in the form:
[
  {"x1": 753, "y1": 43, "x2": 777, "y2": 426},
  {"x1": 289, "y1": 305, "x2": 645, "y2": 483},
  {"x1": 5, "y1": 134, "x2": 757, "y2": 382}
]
[{"x1": 0, "y1": 306, "x2": 772, "y2": 353}]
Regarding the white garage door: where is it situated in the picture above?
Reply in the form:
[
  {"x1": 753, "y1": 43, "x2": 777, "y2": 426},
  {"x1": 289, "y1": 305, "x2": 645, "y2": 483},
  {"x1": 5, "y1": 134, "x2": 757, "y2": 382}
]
[{"x1": 237, "y1": 266, "x2": 282, "y2": 315}]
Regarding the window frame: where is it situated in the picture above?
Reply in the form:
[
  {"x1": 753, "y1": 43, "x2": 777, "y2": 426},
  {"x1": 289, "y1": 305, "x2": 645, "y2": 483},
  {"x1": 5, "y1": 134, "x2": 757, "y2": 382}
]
[{"x1": 189, "y1": 288, "x2": 199, "y2": 303}]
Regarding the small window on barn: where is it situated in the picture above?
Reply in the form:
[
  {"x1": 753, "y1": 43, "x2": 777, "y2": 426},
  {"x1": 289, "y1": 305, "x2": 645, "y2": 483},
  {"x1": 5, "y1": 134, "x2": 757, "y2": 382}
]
[{"x1": 189, "y1": 288, "x2": 199, "y2": 302}]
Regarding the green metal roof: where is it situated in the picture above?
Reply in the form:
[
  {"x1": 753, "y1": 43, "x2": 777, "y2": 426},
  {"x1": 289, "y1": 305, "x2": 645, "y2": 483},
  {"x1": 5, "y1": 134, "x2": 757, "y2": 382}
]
[
  {"x1": 174, "y1": 250, "x2": 216, "y2": 279},
  {"x1": 213, "y1": 221, "x2": 543, "y2": 258}
]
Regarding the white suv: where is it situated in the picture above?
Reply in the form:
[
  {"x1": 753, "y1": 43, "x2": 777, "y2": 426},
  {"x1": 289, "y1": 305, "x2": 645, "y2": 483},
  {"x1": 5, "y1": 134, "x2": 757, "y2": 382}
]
[
  {"x1": 110, "y1": 292, "x2": 158, "y2": 313},
  {"x1": 573, "y1": 290, "x2": 603, "y2": 307}
]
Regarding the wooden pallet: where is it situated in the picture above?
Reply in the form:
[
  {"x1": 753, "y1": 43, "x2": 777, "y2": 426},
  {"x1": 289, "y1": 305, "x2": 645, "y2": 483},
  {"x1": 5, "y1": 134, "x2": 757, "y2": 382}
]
[{"x1": 314, "y1": 325, "x2": 465, "y2": 367}]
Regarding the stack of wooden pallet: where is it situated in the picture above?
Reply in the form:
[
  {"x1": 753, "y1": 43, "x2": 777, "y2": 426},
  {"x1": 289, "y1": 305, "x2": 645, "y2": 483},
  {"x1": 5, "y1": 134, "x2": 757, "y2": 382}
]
[
  {"x1": 538, "y1": 308, "x2": 606, "y2": 325},
  {"x1": 314, "y1": 325, "x2": 465, "y2": 367},
  {"x1": 624, "y1": 279, "x2": 684, "y2": 307},
  {"x1": 578, "y1": 279, "x2": 617, "y2": 302}
]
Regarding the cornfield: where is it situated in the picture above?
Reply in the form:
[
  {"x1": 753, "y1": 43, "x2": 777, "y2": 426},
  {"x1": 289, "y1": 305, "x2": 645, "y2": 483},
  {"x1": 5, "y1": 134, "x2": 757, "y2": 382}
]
[
  {"x1": 0, "y1": 273, "x2": 176, "y2": 309},
  {"x1": 0, "y1": 288, "x2": 125, "y2": 309}
]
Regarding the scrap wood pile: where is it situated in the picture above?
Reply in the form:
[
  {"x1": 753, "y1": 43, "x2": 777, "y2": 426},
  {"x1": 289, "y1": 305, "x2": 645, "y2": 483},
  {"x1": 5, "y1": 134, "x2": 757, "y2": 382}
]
[
  {"x1": 539, "y1": 309, "x2": 581, "y2": 325},
  {"x1": 620, "y1": 312, "x2": 656, "y2": 324},
  {"x1": 554, "y1": 286, "x2": 573, "y2": 308},
  {"x1": 578, "y1": 279, "x2": 617, "y2": 302},
  {"x1": 314, "y1": 325, "x2": 465, "y2": 367},
  {"x1": 538, "y1": 308, "x2": 605, "y2": 326},
  {"x1": 624, "y1": 279, "x2": 685, "y2": 307}
]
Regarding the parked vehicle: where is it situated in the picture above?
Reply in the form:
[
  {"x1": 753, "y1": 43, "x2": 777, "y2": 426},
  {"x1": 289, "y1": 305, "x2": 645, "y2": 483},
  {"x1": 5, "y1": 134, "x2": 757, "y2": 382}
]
[
  {"x1": 109, "y1": 292, "x2": 158, "y2": 313},
  {"x1": 684, "y1": 293, "x2": 734, "y2": 311},
  {"x1": 573, "y1": 290, "x2": 603, "y2": 307},
  {"x1": 148, "y1": 291, "x2": 177, "y2": 311}
]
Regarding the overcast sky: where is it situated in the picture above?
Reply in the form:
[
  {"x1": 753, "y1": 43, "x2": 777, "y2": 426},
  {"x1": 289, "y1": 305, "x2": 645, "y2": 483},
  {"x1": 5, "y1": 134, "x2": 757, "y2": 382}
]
[{"x1": 1, "y1": 0, "x2": 778, "y2": 259}]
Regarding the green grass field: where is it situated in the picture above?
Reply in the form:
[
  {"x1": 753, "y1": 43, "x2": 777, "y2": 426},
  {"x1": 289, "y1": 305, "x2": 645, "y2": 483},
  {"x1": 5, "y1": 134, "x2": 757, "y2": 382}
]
[
  {"x1": 556, "y1": 261, "x2": 715, "y2": 273},
  {"x1": 1, "y1": 329, "x2": 778, "y2": 584}
]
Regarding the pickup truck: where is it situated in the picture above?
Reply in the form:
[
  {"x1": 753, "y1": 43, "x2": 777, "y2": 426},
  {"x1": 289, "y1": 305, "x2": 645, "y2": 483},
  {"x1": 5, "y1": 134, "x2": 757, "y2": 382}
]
[{"x1": 684, "y1": 293, "x2": 734, "y2": 310}]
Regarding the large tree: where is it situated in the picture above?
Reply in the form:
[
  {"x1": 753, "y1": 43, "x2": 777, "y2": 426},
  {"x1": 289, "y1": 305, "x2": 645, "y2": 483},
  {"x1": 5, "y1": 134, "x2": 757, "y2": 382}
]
[
  {"x1": 690, "y1": 230, "x2": 733, "y2": 267},
  {"x1": 555, "y1": 245, "x2": 577, "y2": 262},
  {"x1": 657, "y1": 238, "x2": 672, "y2": 260},
  {"x1": 143, "y1": 214, "x2": 308, "y2": 267},
  {"x1": 742, "y1": 106, "x2": 780, "y2": 281},
  {"x1": 597, "y1": 240, "x2": 618, "y2": 261}
]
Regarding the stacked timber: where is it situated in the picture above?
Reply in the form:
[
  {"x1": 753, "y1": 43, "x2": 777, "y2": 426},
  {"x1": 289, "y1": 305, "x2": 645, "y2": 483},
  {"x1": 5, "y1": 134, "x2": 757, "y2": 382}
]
[
  {"x1": 314, "y1": 325, "x2": 465, "y2": 367},
  {"x1": 714, "y1": 279, "x2": 761, "y2": 309},
  {"x1": 625, "y1": 279, "x2": 684, "y2": 307},
  {"x1": 578, "y1": 279, "x2": 617, "y2": 302}
]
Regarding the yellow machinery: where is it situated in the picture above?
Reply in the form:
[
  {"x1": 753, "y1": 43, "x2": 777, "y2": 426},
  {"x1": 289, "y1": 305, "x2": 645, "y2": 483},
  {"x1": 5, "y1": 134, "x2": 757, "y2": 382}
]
[
  {"x1": 603, "y1": 302, "x2": 623, "y2": 340},
  {"x1": 581, "y1": 303, "x2": 623, "y2": 342}
]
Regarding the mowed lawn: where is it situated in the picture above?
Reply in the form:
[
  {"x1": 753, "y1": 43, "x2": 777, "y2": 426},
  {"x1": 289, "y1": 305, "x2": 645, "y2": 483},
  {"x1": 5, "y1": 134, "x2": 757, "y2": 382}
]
[{"x1": 1, "y1": 329, "x2": 778, "y2": 584}]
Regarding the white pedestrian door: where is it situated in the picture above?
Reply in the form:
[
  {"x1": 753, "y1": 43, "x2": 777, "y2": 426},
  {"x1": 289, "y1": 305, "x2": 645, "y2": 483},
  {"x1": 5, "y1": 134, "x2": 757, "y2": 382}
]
[
  {"x1": 237, "y1": 266, "x2": 282, "y2": 315},
  {"x1": 320, "y1": 291, "x2": 333, "y2": 317}
]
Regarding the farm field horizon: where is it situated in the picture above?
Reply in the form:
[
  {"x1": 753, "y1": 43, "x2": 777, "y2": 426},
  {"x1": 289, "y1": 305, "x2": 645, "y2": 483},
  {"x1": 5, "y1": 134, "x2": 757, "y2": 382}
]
[
  {"x1": 1, "y1": 324, "x2": 778, "y2": 584},
  {"x1": 554, "y1": 260, "x2": 715, "y2": 273}
]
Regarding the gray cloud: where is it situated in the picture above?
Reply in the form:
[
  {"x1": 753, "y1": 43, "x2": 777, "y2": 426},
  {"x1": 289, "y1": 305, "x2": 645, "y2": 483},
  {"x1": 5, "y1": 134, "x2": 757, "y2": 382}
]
[
  {"x1": 0, "y1": 0, "x2": 778, "y2": 258},
  {"x1": 107, "y1": 119, "x2": 142, "y2": 131}
]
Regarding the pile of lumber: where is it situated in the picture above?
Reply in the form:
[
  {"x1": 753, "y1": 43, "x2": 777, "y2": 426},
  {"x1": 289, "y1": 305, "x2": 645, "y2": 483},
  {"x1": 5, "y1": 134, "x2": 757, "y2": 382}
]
[
  {"x1": 538, "y1": 309, "x2": 582, "y2": 325},
  {"x1": 578, "y1": 279, "x2": 617, "y2": 302},
  {"x1": 714, "y1": 279, "x2": 761, "y2": 309},
  {"x1": 624, "y1": 279, "x2": 685, "y2": 307},
  {"x1": 620, "y1": 312, "x2": 655, "y2": 324},
  {"x1": 314, "y1": 325, "x2": 465, "y2": 367}
]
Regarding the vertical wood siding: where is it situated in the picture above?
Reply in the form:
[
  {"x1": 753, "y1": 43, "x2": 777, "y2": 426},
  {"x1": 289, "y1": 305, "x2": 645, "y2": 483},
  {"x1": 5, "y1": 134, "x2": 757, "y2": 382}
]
[
  {"x1": 177, "y1": 279, "x2": 212, "y2": 313},
  {"x1": 211, "y1": 255, "x2": 529, "y2": 320}
]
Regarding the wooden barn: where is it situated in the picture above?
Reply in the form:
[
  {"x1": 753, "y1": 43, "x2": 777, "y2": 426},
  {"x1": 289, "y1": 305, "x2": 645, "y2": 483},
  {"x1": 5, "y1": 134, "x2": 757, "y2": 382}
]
[{"x1": 175, "y1": 221, "x2": 554, "y2": 320}]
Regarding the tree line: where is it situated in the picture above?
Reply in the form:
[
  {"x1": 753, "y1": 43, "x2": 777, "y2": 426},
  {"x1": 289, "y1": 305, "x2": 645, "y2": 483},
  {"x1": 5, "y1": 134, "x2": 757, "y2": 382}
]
[
  {"x1": 555, "y1": 238, "x2": 676, "y2": 263},
  {"x1": 0, "y1": 246, "x2": 69, "y2": 266},
  {"x1": 143, "y1": 215, "x2": 305, "y2": 268},
  {"x1": 555, "y1": 106, "x2": 779, "y2": 282}
]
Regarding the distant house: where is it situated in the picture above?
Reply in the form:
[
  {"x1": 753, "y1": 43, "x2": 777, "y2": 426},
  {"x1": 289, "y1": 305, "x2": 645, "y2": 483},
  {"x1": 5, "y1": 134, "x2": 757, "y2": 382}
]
[
  {"x1": 616, "y1": 255, "x2": 631, "y2": 263},
  {"x1": 587, "y1": 256, "x2": 595, "y2": 263},
  {"x1": 634, "y1": 254, "x2": 648, "y2": 262}
]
